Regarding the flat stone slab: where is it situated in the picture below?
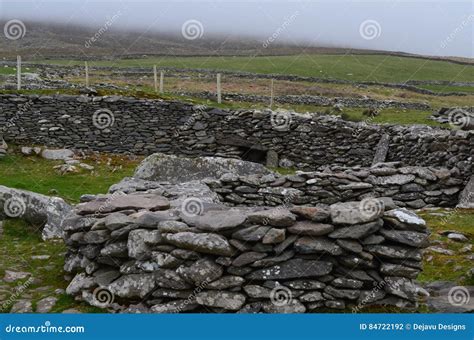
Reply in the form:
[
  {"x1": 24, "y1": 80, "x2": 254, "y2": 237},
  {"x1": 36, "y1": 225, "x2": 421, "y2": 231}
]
[
  {"x1": 76, "y1": 194, "x2": 170, "y2": 214},
  {"x1": 162, "y1": 232, "x2": 234, "y2": 256},
  {"x1": 134, "y1": 153, "x2": 271, "y2": 183}
]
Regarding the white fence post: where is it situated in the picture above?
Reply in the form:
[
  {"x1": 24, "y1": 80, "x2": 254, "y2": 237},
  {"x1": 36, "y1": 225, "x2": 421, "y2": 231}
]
[
  {"x1": 270, "y1": 78, "x2": 274, "y2": 108},
  {"x1": 217, "y1": 73, "x2": 222, "y2": 104},
  {"x1": 159, "y1": 71, "x2": 164, "y2": 94},
  {"x1": 85, "y1": 61, "x2": 90, "y2": 87},
  {"x1": 16, "y1": 55, "x2": 21, "y2": 90},
  {"x1": 153, "y1": 65, "x2": 158, "y2": 93}
]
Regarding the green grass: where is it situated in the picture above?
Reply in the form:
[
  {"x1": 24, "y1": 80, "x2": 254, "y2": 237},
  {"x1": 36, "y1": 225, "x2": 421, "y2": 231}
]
[
  {"x1": 38, "y1": 55, "x2": 474, "y2": 83},
  {"x1": 0, "y1": 151, "x2": 140, "y2": 204},
  {"x1": 0, "y1": 66, "x2": 16, "y2": 75},
  {"x1": 417, "y1": 84, "x2": 474, "y2": 94},
  {"x1": 418, "y1": 209, "x2": 474, "y2": 286},
  {"x1": 0, "y1": 220, "x2": 103, "y2": 313}
]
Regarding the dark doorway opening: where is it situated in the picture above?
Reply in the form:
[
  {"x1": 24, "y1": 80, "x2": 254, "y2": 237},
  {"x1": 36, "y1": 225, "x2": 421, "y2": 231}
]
[{"x1": 238, "y1": 146, "x2": 267, "y2": 164}]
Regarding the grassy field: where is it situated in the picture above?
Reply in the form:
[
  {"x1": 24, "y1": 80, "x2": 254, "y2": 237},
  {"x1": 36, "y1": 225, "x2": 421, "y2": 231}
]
[
  {"x1": 38, "y1": 54, "x2": 474, "y2": 83},
  {"x1": 0, "y1": 151, "x2": 140, "y2": 203}
]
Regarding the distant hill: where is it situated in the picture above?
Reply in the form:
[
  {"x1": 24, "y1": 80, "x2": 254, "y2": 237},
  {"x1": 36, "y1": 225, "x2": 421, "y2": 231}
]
[{"x1": 1, "y1": 21, "x2": 472, "y2": 65}]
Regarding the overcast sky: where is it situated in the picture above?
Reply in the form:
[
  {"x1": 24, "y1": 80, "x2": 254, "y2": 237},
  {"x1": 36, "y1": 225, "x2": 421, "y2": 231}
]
[{"x1": 0, "y1": 0, "x2": 472, "y2": 57}]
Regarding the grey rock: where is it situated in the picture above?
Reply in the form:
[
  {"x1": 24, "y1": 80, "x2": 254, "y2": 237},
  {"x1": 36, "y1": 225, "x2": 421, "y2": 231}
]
[
  {"x1": 162, "y1": 232, "x2": 234, "y2": 256},
  {"x1": 295, "y1": 237, "x2": 343, "y2": 255},
  {"x1": 207, "y1": 276, "x2": 245, "y2": 289},
  {"x1": 134, "y1": 153, "x2": 271, "y2": 183},
  {"x1": 262, "y1": 300, "x2": 306, "y2": 313},
  {"x1": 195, "y1": 291, "x2": 246, "y2": 310},
  {"x1": 128, "y1": 229, "x2": 162, "y2": 260},
  {"x1": 365, "y1": 245, "x2": 422, "y2": 261},
  {"x1": 36, "y1": 296, "x2": 58, "y2": 313},
  {"x1": 288, "y1": 221, "x2": 334, "y2": 236},
  {"x1": 324, "y1": 285, "x2": 360, "y2": 300},
  {"x1": 104, "y1": 213, "x2": 133, "y2": 230},
  {"x1": 232, "y1": 225, "x2": 270, "y2": 242},
  {"x1": 151, "y1": 300, "x2": 198, "y2": 313},
  {"x1": 328, "y1": 219, "x2": 383, "y2": 239},
  {"x1": 177, "y1": 259, "x2": 223, "y2": 285},
  {"x1": 379, "y1": 229, "x2": 429, "y2": 247},
  {"x1": 330, "y1": 201, "x2": 383, "y2": 225},
  {"x1": 243, "y1": 285, "x2": 272, "y2": 298},
  {"x1": 285, "y1": 280, "x2": 326, "y2": 290},
  {"x1": 262, "y1": 228, "x2": 286, "y2": 244},
  {"x1": 232, "y1": 252, "x2": 267, "y2": 267},
  {"x1": 108, "y1": 273, "x2": 157, "y2": 298},
  {"x1": 10, "y1": 300, "x2": 33, "y2": 313},
  {"x1": 3, "y1": 270, "x2": 31, "y2": 283},
  {"x1": 290, "y1": 206, "x2": 330, "y2": 222},
  {"x1": 457, "y1": 175, "x2": 474, "y2": 209},
  {"x1": 0, "y1": 185, "x2": 72, "y2": 239},
  {"x1": 380, "y1": 263, "x2": 420, "y2": 279},
  {"x1": 383, "y1": 208, "x2": 426, "y2": 231},
  {"x1": 183, "y1": 209, "x2": 247, "y2": 232},
  {"x1": 332, "y1": 278, "x2": 363, "y2": 289},
  {"x1": 41, "y1": 148, "x2": 74, "y2": 160},
  {"x1": 66, "y1": 273, "x2": 95, "y2": 295},
  {"x1": 247, "y1": 259, "x2": 332, "y2": 280},
  {"x1": 246, "y1": 208, "x2": 296, "y2": 227}
]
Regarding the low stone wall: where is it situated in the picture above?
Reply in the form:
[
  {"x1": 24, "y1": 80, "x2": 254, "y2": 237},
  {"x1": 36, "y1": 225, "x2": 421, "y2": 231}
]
[
  {"x1": 206, "y1": 163, "x2": 464, "y2": 208},
  {"x1": 177, "y1": 91, "x2": 431, "y2": 110},
  {"x1": 1, "y1": 94, "x2": 472, "y2": 182},
  {"x1": 63, "y1": 189, "x2": 429, "y2": 313}
]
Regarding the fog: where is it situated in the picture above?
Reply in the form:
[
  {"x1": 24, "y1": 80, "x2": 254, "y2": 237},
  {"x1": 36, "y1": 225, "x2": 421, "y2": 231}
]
[{"x1": 0, "y1": 0, "x2": 472, "y2": 57}]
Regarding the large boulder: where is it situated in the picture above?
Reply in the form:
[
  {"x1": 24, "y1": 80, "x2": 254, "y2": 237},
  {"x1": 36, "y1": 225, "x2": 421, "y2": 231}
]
[
  {"x1": 0, "y1": 185, "x2": 71, "y2": 239},
  {"x1": 457, "y1": 175, "x2": 474, "y2": 209},
  {"x1": 134, "y1": 153, "x2": 272, "y2": 183}
]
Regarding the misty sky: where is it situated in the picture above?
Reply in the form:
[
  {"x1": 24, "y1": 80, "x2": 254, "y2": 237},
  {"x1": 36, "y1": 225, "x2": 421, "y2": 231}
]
[{"x1": 0, "y1": 0, "x2": 472, "y2": 57}]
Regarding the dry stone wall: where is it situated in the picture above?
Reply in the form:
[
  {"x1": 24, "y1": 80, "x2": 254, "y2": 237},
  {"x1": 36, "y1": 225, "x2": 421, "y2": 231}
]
[
  {"x1": 63, "y1": 182, "x2": 430, "y2": 313},
  {"x1": 1, "y1": 94, "x2": 472, "y2": 181},
  {"x1": 206, "y1": 163, "x2": 464, "y2": 209}
]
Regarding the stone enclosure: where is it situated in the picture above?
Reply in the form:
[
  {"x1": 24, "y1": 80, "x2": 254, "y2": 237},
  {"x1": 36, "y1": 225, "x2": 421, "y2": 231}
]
[
  {"x1": 63, "y1": 155, "x2": 430, "y2": 313},
  {"x1": 0, "y1": 94, "x2": 472, "y2": 179}
]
